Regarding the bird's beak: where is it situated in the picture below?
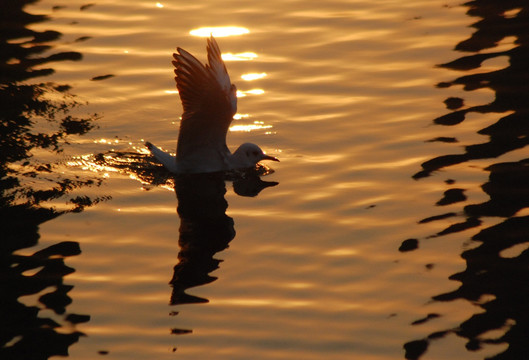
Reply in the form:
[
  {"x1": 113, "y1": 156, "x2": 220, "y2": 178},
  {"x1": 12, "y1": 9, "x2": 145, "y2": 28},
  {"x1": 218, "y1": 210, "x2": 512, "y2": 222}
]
[{"x1": 262, "y1": 154, "x2": 280, "y2": 162}]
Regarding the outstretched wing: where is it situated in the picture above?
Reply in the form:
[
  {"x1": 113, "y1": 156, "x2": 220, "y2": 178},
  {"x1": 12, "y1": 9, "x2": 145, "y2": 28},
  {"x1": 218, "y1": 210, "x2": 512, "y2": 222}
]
[{"x1": 172, "y1": 36, "x2": 237, "y2": 160}]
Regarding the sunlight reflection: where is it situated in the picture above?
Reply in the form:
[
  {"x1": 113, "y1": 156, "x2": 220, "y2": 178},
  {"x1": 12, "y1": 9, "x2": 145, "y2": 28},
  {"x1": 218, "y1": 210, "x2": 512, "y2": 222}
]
[
  {"x1": 504, "y1": 8, "x2": 522, "y2": 18},
  {"x1": 112, "y1": 206, "x2": 176, "y2": 213},
  {"x1": 67, "y1": 156, "x2": 120, "y2": 174},
  {"x1": 324, "y1": 248, "x2": 358, "y2": 257},
  {"x1": 303, "y1": 154, "x2": 346, "y2": 163},
  {"x1": 233, "y1": 113, "x2": 249, "y2": 120},
  {"x1": 67, "y1": 149, "x2": 176, "y2": 192},
  {"x1": 236, "y1": 89, "x2": 264, "y2": 97},
  {"x1": 214, "y1": 298, "x2": 313, "y2": 308},
  {"x1": 189, "y1": 26, "x2": 249, "y2": 37},
  {"x1": 241, "y1": 72, "x2": 267, "y2": 81},
  {"x1": 492, "y1": 36, "x2": 517, "y2": 52},
  {"x1": 94, "y1": 138, "x2": 120, "y2": 144},
  {"x1": 352, "y1": 156, "x2": 427, "y2": 170},
  {"x1": 230, "y1": 121, "x2": 272, "y2": 132},
  {"x1": 222, "y1": 52, "x2": 258, "y2": 61}
]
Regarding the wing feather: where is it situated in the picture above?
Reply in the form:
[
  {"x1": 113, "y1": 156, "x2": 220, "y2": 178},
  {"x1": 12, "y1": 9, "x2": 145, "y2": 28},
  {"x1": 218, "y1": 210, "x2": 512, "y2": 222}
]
[{"x1": 172, "y1": 36, "x2": 237, "y2": 161}]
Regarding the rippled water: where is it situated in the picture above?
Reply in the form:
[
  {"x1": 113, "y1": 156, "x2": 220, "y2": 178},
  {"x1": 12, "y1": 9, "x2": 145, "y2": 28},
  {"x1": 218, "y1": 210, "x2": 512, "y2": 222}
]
[{"x1": 3, "y1": 0, "x2": 529, "y2": 359}]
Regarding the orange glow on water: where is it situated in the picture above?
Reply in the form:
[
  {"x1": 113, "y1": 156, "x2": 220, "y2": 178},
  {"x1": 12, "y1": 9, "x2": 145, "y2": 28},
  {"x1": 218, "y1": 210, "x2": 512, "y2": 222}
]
[
  {"x1": 233, "y1": 113, "x2": 249, "y2": 120},
  {"x1": 229, "y1": 121, "x2": 272, "y2": 132},
  {"x1": 189, "y1": 26, "x2": 249, "y2": 37},
  {"x1": 22, "y1": 1, "x2": 499, "y2": 359},
  {"x1": 236, "y1": 89, "x2": 264, "y2": 97},
  {"x1": 241, "y1": 72, "x2": 267, "y2": 81},
  {"x1": 222, "y1": 52, "x2": 258, "y2": 61}
]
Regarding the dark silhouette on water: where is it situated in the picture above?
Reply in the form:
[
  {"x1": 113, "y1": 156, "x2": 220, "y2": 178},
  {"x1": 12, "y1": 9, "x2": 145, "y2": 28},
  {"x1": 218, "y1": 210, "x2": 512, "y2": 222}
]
[
  {"x1": 89, "y1": 153, "x2": 278, "y2": 340},
  {"x1": 0, "y1": 1, "x2": 103, "y2": 358},
  {"x1": 405, "y1": 2, "x2": 529, "y2": 359},
  {"x1": 170, "y1": 173, "x2": 234, "y2": 311},
  {"x1": 414, "y1": 2, "x2": 529, "y2": 180},
  {"x1": 168, "y1": 171, "x2": 277, "y2": 336}
]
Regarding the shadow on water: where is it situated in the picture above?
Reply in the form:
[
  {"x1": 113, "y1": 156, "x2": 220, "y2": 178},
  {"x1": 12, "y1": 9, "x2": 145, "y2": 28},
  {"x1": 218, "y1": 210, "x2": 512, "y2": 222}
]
[
  {"x1": 168, "y1": 171, "x2": 277, "y2": 337},
  {"x1": 404, "y1": 2, "x2": 529, "y2": 359},
  {"x1": 1, "y1": 1, "x2": 104, "y2": 358}
]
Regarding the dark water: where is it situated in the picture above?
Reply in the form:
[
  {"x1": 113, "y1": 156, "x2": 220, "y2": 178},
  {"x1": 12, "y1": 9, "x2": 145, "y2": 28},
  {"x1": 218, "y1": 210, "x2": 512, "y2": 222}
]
[
  {"x1": 0, "y1": 1, "x2": 101, "y2": 358},
  {"x1": 2, "y1": 0, "x2": 529, "y2": 359},
  {"x1": 405, "y1": 2, "x2": 529, "y2": 360}
]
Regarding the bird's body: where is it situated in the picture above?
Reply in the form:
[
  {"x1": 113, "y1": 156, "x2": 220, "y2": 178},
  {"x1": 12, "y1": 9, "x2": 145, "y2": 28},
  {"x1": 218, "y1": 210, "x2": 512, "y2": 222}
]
[{"x1": 146, "y1": 36, "x2": 278, "y2": 174}]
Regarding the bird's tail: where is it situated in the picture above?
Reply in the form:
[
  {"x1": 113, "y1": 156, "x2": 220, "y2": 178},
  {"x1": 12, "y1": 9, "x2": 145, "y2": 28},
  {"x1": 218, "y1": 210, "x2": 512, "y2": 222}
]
[{"x1": 145, "y1": 141, "x2": 178, "y2": 172}]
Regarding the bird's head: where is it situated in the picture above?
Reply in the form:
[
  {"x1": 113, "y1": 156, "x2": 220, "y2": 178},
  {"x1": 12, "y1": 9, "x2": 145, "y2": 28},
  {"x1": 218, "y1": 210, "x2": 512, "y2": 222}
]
[{"x1": 232, "y1": 143, "x2": 279, "y2": 168}]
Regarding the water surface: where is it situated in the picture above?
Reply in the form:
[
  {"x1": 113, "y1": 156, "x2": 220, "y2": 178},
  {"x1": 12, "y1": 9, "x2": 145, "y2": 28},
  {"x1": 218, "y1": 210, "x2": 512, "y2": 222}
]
[{"x1": 3, "y1": 0, "x2": 528, "y2": 359}]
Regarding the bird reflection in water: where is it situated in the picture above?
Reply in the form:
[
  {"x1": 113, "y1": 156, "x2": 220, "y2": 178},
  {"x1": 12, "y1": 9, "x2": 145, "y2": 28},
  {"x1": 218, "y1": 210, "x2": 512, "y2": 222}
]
[
  {"x1": 405, "y1": 2, "x2": 529, "y2": 359},
  {"x1": 169, "y1": 171, "x2": 278, "y2": 335},
  {"x1": 89, "y1": 151, "x2": 278, "y2": 339},
  {"x1": 0, "y1": 1, "x2": 104, "y2": 359}
]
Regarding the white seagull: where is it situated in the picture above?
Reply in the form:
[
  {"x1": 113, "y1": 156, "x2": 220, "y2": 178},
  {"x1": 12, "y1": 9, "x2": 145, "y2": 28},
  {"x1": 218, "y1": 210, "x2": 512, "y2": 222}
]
[{"x1": 146, "y1": 36, "x2": 279, "y2": 174}]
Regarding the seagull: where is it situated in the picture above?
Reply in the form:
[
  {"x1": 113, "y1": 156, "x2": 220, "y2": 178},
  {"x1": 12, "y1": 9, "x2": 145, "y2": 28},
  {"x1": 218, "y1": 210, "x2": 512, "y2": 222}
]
[{"x1": 146, "y1": 36, "x2": 279, "y2": 174}]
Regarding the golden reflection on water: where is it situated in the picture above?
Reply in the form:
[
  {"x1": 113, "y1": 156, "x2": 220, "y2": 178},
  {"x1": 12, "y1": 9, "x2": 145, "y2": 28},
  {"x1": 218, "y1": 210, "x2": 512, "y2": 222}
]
[
  {"x1": 233, "y1": 113, "x2": 249, "y2": 120},
  {"x1": 221, "y1": 52, "x2": 258, "y2": 61},
  {"x1": 189, "y1": 26, "x2": 249, "y2": 37},
  {"x1": 504, "y1": 7, "x2": 522, "y2": 18},
  {"x1": 17, "y1": 0, "x2": 502, "y2": 359},
  {"x1": 324, "y1": 248, "x2": 359, "y2": 257},
  {"x1": 229, "y1": 121, "x2": 272, "y2": 132},
  {"x1": 111, "y1": 205, "x2": 176, "y2": 213},
  {"x1": 241, "y1": 72, "x2": 267, "y2": 81},
  {"x1": 213, "y1": 297, "x2": 313, "y2": 309},
  {"x1": 239, "y1": 89, "x2": 264, "y2": 96}
]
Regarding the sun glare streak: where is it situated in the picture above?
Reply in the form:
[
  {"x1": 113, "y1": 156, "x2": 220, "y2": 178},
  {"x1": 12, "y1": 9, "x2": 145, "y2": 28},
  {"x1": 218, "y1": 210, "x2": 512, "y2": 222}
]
[
  {"x1": 241, "y1": 73, "x2": 267, "y2": 81},
  {"x1": 245, "y1": 89, "x2": 264, "y2": 95},
  {"x1": 233, "y1": 113, "x2": 249, "y2": 120},
  {"x1": 67, "y1": 154, "x2": 121, "y2": 175},
  {"x1": 222, "y1": 52, "x2": 258, "y2": 61},
  {"x1": 94, "y1": 138, "x2": 120, "y2": 144},
  {"x1": 189, "y1": 27, "x2": 249, "y2": 37},
  {"x1": 230, "y1": 121, "x2": 272, "y2": 132},
  {"x1": 236, "y1": 89, "x2": 264, "y2": 97}
]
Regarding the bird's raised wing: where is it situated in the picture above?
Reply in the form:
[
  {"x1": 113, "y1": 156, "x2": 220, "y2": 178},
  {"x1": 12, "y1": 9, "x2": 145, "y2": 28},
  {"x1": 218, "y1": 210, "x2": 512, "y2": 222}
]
[{"x1": 172, "y1": 36, "x2": 237, "y2": 159}]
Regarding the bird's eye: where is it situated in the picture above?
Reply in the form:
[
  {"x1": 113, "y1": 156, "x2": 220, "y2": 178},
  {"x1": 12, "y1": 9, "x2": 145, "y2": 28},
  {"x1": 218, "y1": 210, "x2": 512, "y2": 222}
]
[{"x1": 252, "y1": 151, "x2": 259, "y2": 156}]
